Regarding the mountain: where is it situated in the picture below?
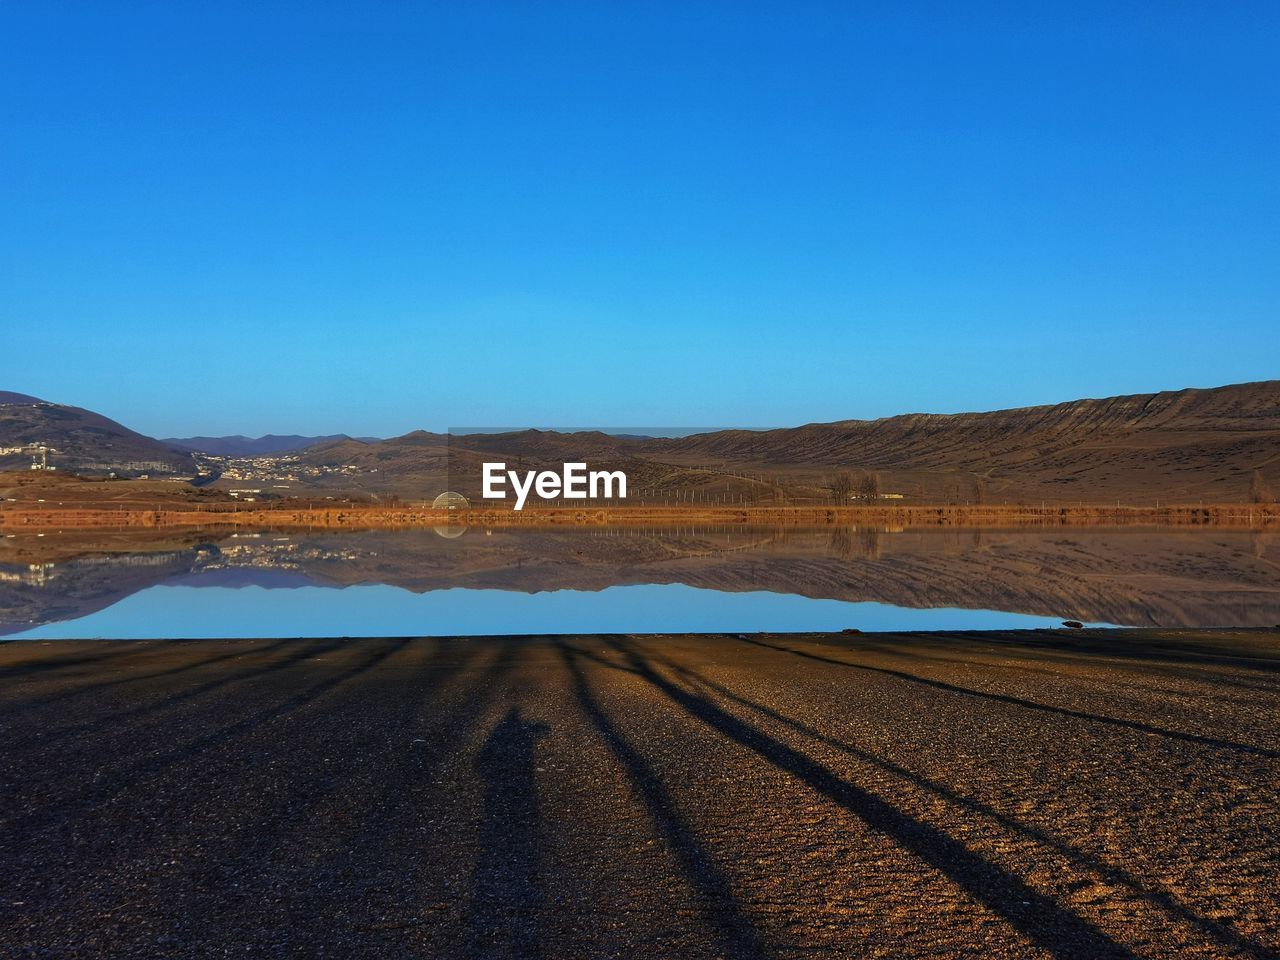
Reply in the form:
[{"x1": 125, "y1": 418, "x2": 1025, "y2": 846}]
[
  {"x1": 659, "y1": 381, "x2": 1280, "y2": 464},
  {"x1": 291, "y1": 381, "x2": 1280, "y2": 504},
  {"x1": 0, "y1": 393, "x2": 196, "y2": 476},
  {"x1": 164, "y1": 434, "x2": 371, "y2": 456},
  {"x1": 4, "y1": 380, "x2": 1278, "y2": 501},
  {"x1": 645, "y1": 380, "x2": 1280, "y2": 503}
]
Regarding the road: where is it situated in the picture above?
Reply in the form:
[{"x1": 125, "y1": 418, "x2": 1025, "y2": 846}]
[{"x1": 1, "y1": 630, "x2": 1277, "y2": 958}]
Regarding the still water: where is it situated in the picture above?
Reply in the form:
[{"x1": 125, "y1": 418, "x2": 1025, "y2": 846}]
[{"x1": 3, "y1": 525, "x2": 1277, "y2": 638}]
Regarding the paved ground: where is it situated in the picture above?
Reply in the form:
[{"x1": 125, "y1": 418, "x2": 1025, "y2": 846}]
[{"x1": 1, "y1": 630, "x2": 1277, "y2": 959}]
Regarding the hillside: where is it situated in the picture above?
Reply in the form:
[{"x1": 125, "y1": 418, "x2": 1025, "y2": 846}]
[
  {"x1": 4, "y1": 381, "x2": 1277, "y2": 502},
  {"x1": 647, "y1": 381, "x2": 1280, "y2": 504},
  {"x1": 0, "y1": 394, "x2": 196, "y2": 477},
  {"x1": 660, "y1": 382, "x2": 1280, "y2": 465},
  {"x1": 291, "y1": 381, "x2": 1280, "y2": 504},
  {"x1": 0, "y1": 391, "x2": 45, "y2": 405},
  {"x1": 164, "y1": 434, "x2": 364, "y2": 456}
]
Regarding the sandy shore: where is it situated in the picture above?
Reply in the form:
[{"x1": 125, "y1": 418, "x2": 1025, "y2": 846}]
[{"x1": 2, "y1": 629, "x2": 1277, "y2": 958}]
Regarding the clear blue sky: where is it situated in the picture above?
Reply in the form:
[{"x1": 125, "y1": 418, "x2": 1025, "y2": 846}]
[{"x1": 3, "y1": 2, "x2": 1277, "y2": 438}]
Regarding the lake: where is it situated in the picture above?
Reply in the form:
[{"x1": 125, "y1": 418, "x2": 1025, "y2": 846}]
[{"x1": 3, "y1": 525, "x2": 1277, "y2": 638}]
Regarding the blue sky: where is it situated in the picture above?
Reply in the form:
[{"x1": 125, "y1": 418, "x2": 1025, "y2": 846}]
[{"x1": 3, "y1": 2, "x2": 1277, "y2": 437}]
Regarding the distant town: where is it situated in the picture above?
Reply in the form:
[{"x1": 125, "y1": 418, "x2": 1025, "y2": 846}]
[{"x1": 0, "y1": 444, "x2": 371, "y2": 502}]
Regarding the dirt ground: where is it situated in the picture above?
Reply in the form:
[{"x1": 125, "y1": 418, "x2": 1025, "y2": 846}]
[{"x1": 1, "y1": 629, "x2": 1277, "y2": 958}]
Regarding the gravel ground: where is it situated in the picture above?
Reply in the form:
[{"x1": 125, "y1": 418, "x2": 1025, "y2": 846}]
[{"x1": 1, "y1": 629, "x2": 1277, "y2": 959}]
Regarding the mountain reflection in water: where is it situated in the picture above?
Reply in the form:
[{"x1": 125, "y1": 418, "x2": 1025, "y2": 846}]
[{"x1": 2, "y1": 526, "x2": 1277, "y2": 638}]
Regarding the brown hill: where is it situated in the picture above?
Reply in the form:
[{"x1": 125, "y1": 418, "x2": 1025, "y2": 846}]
[
  {"x1": 661, "y1": 381, "x2": 1280, "y2": 464},
  {"x1": 648, "y1": 381, "x2": 1280, "y2": 504},
  {"x1": 296, "y1": 381, "x2": 1280, "y2": 504},
  {"x1": 6, "y1": 381, "x2": 1277, "y2": 503},
  {"x1": 0, "y1": 394, "x2": 196, "y2": 477}
]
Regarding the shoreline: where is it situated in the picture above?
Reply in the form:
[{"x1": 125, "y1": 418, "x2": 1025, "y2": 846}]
[
  {"x1": 5, "y1": 629, "x2": 1280, "y2": 656},
  {"x1": 3, "y1": 501, "x2": 1278, "y2": 531},
  {"x1": 5, "y1": 630, "x2": 1279, "y2": 657},
  {"x1": 5, "y1": 626, "x2": 1280, "y2": 641}
]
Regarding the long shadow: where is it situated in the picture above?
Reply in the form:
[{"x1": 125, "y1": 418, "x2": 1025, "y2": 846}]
[
  {"x1": 198, "y1": 641, "x2": 512, "y2": 941},
  {"x1": 917, "y1": 631, "x2": 1280, "y2": 688},
  {"x1": 882, "y1": 632, "x2": 1280, "y2": 696},
  {"x1": 464, "y1": 706, "x2": 548, "y2": 960},
  {"x1": 4, "y1": 638, "x2": 412, "y2": 840},
  {"x1": 2, "y1": 639, "x2": 303, "y2": 742},
  {"x1": 328, "y1": 640, "x2": 527, "y2": 944},
  {"x1": 910, "y1": 629, "x2": 1280, "y2": 672},
  {"x1": 608, "y1": 638, "x2": 1140, "y2": 960},
  {"x1": 951, "y1": 647, "x2": 1280, "y2": 697},
  {"x1": 4, "y1": 637, "x2": 349, "y2": 752},
  {"x1": 0, "y1": 642, "x2": 157, "y2": 681},
  {"x1": 638, "y1": 646, "x2": 1277, "y2": 960},
  {"x1": 0, "y1": 640, "x2": 293, "y2": 706},
  {"x1": 739, "y1": 636, "x2": 1280, "y2": 760},
  {"x1": 557, "y1": 640, "x2": 771, "y2": 959},
  {"x1": 851, "y1": 641, "x2": 1276, "y2": 706}
]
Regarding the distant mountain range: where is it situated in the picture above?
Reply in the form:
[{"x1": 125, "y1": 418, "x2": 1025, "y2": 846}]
[
  {"x1": 3, "y1": 381, "x2": 1278, "y2": 502},
  {"x1": 0, "y1": 392, "x2": 377, "y2": 469},
  {"x1": 163, "y1": 434, "x2": 380, "y2": 456}
]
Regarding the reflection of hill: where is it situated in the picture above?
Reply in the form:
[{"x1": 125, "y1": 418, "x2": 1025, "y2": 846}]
[
  {"x1": 641, "y1": 532, "x2": 1280, "y2": 628},
  {"x1": 0, "y1": 549, "x2": 201, "y2": 635},
  {"x1": 3, "y1": 527, "x2": 1278, "y2": 634},
  {"x1": 302, "y1": 528, "x2": 1279, "y2": 628}
]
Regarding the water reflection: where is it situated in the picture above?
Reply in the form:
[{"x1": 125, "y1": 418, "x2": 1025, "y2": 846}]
[{"x1": 2, "y1": 525, "x2": 1277, "y2": 637}]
